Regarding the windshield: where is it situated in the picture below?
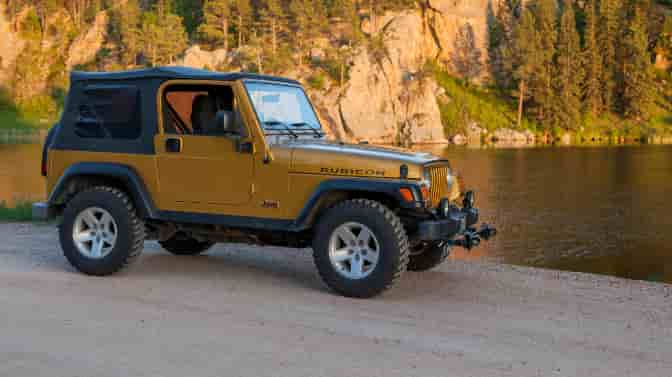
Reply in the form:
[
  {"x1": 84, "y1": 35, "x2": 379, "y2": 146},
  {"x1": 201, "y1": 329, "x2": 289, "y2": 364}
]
[{"x1": 244, "y1": 81, "x2": 323, "y2": 140}]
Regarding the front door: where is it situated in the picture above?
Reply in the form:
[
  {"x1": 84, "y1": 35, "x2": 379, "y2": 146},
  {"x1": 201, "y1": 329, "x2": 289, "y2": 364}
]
[{"x1": 154, "y1": 82, "x2": 254, "y2": 213}]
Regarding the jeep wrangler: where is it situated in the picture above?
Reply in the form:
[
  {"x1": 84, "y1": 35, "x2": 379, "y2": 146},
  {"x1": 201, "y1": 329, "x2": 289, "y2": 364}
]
[{"x1": 33, "y1": 67, "x2": 496, "y2": 298}]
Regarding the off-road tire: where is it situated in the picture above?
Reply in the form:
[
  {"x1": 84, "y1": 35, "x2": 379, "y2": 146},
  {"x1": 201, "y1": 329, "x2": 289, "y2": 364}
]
[
  {"x1": 59, "y1": 186, "x2": 145, "y2": 276},
  {"x1": 312, "y1": 199, "x2": 409, "y2": 298},
  {"x1": 407, "y1": 242, "x2": 450, "y2": 272},
  {"x1": 159, "y1": 234, "x2": 215, "y2": 256}
]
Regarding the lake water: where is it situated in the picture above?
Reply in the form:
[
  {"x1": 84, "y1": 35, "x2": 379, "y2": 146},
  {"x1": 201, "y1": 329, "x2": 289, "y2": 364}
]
[{"x1": 2, "y1": 142, "x2": 671, "y2": 283}]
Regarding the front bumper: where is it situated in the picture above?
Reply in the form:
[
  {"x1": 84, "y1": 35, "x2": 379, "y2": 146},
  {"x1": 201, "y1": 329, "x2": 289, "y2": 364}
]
[{"x1": 415, "y1": 193, "x2": 496, "y2": 249}]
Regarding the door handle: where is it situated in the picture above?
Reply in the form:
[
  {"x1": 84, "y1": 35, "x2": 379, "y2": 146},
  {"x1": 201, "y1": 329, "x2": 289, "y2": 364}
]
[
  {"x1": 166, "y1": 138, "x2": 182, "y2": 153},
  {"x1": 237, "y1": 140, "x2": 254, "y2": 154}
]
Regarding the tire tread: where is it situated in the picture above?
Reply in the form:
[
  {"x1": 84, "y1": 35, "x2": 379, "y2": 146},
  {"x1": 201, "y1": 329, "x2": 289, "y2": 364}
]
[{"x1": 313, "y1": 199, "x2": 409, "y2": 298}]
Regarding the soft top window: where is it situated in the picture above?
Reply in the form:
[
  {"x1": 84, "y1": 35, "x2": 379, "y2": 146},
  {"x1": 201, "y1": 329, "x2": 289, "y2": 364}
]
[{"x1": 74, "y1": 85, "x2": 141, "y2": 140}]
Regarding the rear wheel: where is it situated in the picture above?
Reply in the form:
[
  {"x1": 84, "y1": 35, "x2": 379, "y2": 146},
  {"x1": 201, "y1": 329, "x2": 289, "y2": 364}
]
[
  {"x1": 407, "y1": 242, "x2": 450, "y2": 272},
  {"x1": 159, "y1": 233, "x2": 215, "y2": 256},
  {"x1": 60, "y1": 186, "x2": 145, "y2": 276},
  {"x1": 313, "y1": 199, "x2": 409, "y2": 298}
]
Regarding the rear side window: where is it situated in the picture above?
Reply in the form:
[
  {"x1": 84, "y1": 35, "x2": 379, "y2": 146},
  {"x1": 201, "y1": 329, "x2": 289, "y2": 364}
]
[{"x1": 74, "y1": 85, "x2": 141, "y2": 139}]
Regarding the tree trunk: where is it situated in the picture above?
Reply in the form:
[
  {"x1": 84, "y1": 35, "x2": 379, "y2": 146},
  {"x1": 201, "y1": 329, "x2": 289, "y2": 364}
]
[
  {"x1": 238, "y1": 16, "x2": 243, "y2": 47},
  {"x1": 223, "y1": 18, "x2": 229, "y2": 51},
  {"x1": 517, "y1": 81, "x2": 525, "y2": 129},
  {"x1": 340, "y1": 62, "x2": 344, "y2": 89},
  {"x1": 271, "y1": 20, "x2": 277, "y2": 57},
  {"x1": 370, "y1": 1, "x2": 376, "y2": 32}
]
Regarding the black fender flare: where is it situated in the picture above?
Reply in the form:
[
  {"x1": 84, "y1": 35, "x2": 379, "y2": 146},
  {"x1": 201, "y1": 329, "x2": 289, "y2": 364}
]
[
  {"x1": 48, "y1": 162, "x2": 158, "y2": 219},
  {"x1": 293, "y1": 178, "x2": 424, "y2": 230}
]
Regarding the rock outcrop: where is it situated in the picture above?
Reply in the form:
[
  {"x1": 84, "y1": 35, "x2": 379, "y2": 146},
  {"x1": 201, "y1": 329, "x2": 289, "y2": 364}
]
[
  {"x1": 314, "y1": 1, "x2": 500, "y2": 144},
  {"x1": 422, "y1": 0, "x2": 494, "y2": 67},
  {"x1": 177, "y1": 45, "x2": 228, "y2": 70},
  {"x1": 320, "y1": 12, "x2": 448, "y2": 144},
  {"x1": 491, "y1": 128, "x2": 535, "y2": 144},
  {"x1": 67, "y1": 11, "x2": 109, "y2": 69},
  {"x1": 0, "y1": 3, "x2": 24, "y2": 85}
]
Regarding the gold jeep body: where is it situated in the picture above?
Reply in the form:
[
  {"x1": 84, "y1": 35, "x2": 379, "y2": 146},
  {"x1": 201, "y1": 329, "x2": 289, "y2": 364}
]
[{"x1": 35, "y1": 67, "x2": 495, "y2": 298}]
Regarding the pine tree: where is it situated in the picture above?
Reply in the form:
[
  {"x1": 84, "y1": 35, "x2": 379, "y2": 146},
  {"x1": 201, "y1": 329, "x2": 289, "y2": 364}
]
[
  {"x1": 141, "y1": 0, "x2": 188, "y2": 67},
  {"x1": 657, "y1": 15, "x2": 672, "y2": 62},
  {"x1": 621, "y1": 7, "x2": 655, "y2": 121},
  {"x1": 327, "y1": 0, "x2": 361, "y2": 90},
  {"x1": 531, "y1": 0, "x2": 557, "y2": 125},
  {"x1": 198, "y1": 0, "x2": 231, "y2": 50},
  {"x1": 259, "y1": 0, "x2": 285, "y2": 58},
  {"x1": 451, "y1": 22, "x2": 482, "y2": 85},
  {"x1": 312, "y1": 0, "x2": 329, "y2": 33},
  {"x1": 552, "y1": 1, "x2": 582, "y2": 129},
  {"x1": 488, "y1": 0, "x2": 521, "y2": 90},
  {"x1": 598, "y1": 0, "x2": 621, "y2": 112},
  {"x1": 512, "y1": 9, "x2": 541, "y2": 128},
  {"x1": 231, "y1": 0, "x2": 252, "y2": 48},
  {"x1": 173, "y1": 0, "x2": 203, "y2": 35},
  {"x1": 340, "y1": 0, "x2": 362, "y2": 44},
  {"x1": 289, "y1": 0, "x2": 312, "y2": 67},
  {"x1": 113, "y1": 0, "x2": 142, "y2": 67},
  {"x1": 582, "y1": 0, "x2": 602, "y2": 116}
]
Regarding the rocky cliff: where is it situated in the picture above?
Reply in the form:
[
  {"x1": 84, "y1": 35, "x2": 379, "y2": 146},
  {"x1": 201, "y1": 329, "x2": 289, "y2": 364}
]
[
  {"x1": 0, "y1": 3, "x2": 24, "y2": 85},
  {"x1": 312, "y1": 0, "x2": 496, "y2": 144}
]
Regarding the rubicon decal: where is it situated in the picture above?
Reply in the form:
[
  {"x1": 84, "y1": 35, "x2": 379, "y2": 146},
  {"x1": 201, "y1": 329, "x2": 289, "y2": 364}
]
[{"x1": 321, "y1": 167, "x2": 386, "y2": 177}]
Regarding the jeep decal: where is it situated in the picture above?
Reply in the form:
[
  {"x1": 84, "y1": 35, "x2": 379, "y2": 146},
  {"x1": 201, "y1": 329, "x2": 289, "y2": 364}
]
[{"x1": 320, "y1": 167, "x2": 386, "y2": 177}]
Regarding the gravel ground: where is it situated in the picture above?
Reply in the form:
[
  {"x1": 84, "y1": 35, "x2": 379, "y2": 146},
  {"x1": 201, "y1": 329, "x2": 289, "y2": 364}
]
[{"x1": 1, "y1": 222, "x2": 671, "y2": 377}]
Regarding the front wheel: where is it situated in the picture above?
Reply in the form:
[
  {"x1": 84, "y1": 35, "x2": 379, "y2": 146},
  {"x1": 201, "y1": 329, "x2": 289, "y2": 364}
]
[{"x1": 312, "y1": 199, "x2": 409, "y2": 298}]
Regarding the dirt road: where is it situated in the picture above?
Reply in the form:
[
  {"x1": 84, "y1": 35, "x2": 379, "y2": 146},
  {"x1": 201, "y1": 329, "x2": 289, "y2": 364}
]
[{"x1": 1, "y1": 223, "x2": 670, "y2": 377}]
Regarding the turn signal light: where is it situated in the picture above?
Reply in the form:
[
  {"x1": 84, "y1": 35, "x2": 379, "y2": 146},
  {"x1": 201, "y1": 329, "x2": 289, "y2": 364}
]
[{"x1": 399, "y1": 188, "x2": 414, "y2": 202}]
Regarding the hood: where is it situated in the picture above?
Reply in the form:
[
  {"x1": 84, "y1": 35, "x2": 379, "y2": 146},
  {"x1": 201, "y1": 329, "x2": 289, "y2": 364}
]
[{"x1": 281, "y1": 140, "x2": 444, "y2": 179}]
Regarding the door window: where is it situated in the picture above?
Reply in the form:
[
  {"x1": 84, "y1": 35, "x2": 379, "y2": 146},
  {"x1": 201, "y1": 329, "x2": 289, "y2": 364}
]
[{"x1": 162, "y1": 85, "x2": 245, "y2": 137}]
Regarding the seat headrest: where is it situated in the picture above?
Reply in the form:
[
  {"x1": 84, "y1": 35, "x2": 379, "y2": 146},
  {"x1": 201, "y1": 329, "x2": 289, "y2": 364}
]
[
  {"x1": 191, "y1": 95, "x2": 216, "y2": 133},
  {"x1": 215, "y1": 110, "x2": 235, "y2": 134}
]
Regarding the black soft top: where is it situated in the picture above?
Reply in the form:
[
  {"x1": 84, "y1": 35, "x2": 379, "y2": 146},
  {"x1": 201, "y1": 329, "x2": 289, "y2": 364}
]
[{"x1": 70, "y1": 66, "x2": 300, "y2": 85}]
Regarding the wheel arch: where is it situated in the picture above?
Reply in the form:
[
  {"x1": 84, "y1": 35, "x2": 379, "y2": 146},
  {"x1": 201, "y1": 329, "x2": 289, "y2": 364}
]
[
  {"x1": 48, "y1": 162, "x2": 157, "y2": 219},
  {"x1": 294, "y1": 179, "x2": 420, "y2": 230}
]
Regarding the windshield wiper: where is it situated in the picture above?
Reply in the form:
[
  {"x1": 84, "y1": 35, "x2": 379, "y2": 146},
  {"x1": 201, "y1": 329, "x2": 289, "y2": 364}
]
[
  {"x1": 263, "y1": 121, "x2": 298, "y2": 139},
  {"x1": 290, "y1": 122, "x2": 325, "y2": 139}
]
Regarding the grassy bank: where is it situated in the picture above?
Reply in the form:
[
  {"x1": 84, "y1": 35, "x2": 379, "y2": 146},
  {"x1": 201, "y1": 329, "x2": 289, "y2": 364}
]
[
  {"x1": 0, "y1": 111, "x2": 39, "y2": 130},
  {"x1": 0, "y1": 201, "x2": 35, "y2": 222},
  {"x1": 0, "y1": 88, "x2": 53, "y2": 130},
  {"x1": 432, "y1": 68, "x2": 540, "y2": 136},
  {"x1": 432, "y1": 66, "x2": 672, "y2": 141}
]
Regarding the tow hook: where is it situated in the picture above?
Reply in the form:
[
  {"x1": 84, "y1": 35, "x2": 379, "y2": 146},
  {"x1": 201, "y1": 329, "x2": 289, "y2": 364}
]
[{"x1": 450, "y1": 224, "x2": 497, "y2": 250}]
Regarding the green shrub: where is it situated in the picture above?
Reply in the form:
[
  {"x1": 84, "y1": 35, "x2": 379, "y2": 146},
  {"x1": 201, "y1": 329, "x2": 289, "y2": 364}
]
[
  {"x1": 0, "y1": 87, "x2": 15, "y2": 112},
  {"x1": 0, "y1": 201, "x2": 34, "y2": 222},
  {"x1": 307, "y1": 72, "x2": 327, "y2": 90},
  {"x1": 431, "y1": 64, "x2": 539, "y2": 135},
  {"x1": 16, "y1": 95, "x2": 59, "y2": 124}
]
